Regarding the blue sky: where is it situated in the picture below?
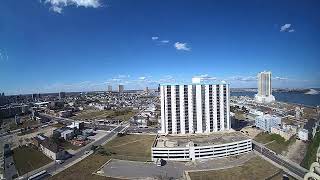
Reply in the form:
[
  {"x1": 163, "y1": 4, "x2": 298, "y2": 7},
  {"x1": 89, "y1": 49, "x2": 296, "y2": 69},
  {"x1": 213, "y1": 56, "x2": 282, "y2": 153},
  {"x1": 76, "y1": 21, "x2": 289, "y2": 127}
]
[{"x1": 0, "y1": 0, "x2": 319, "y2": 94}]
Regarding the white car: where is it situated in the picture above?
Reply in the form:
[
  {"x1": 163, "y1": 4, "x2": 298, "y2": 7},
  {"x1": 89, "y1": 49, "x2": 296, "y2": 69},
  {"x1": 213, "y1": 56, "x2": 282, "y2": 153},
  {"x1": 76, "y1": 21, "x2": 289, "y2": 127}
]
[{"x1": 56, "y1": 160, "x2": 64, "y2": 164}]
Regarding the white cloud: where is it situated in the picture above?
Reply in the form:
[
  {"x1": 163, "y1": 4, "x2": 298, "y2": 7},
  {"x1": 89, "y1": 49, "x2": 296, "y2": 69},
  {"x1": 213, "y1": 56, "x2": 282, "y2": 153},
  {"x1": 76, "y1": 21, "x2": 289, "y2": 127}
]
[
  {"x1": 273, "y1": 76, "x2": 289, "y2": 81},
  {"x1": 43, "y1": 0, "x2": 101, "y2": 13},
  {"x1": 194, "y1": 74, "x2": 217, "y2": 81},
  {"x1": 138, "y1": 76, "x2": 146, "y2": 80},
  {"x1": 280, "y1": 23, "x2": 294, "y2": 32},
  {"x1": 151, "y1": 36, "x2": 159, "y2": 40},
  {"x1": 288, "y1": 29, "x2": 295, "y2": 33},
  {"x1": 174, "y1": 42, "x2": 191, "y2": 51},
  {"x1": 161, "y1": 40, "x2": 169, "y2": 43},
  {"x1": 115, "y1": 74, "x2": 130, "y2": 78},
  {"x1": 51, "y1": 6, "x2": 63, "y2": 13}
]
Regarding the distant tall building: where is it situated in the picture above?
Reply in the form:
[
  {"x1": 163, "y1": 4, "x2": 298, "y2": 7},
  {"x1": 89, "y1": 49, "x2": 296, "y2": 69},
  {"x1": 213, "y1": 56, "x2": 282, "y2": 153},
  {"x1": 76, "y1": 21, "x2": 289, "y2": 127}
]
[
  {"x1": 107, "y1": 85, "x2": 112, "y2": 92},
  {"x1": 118, "y1": 85, "x2": 124, "y2": 93},
  {"x1": 145, "y1": 87, "x2": 149, "y2": 92},
  {"x1": 59, "y1": 92, "x2": 66, "y2": 99},
  {"x1": 160, "y1": 81, "x2": 230, "y2": 134},
  {"x1": 32, "y1": 93, "x2": 40, "y2": 101},
  {"x1": 0, "y1": 92, "x2": 8, "y2": 106},
  {"x1": 254, "y1": 71, "x2": 275, "y2": 103}
]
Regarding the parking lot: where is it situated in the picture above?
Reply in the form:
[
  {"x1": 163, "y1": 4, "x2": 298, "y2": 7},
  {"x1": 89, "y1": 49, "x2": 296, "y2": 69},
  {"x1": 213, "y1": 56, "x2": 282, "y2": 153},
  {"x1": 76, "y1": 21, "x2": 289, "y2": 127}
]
[{"x1": 97, "y1": 152, "x2": 256, "y2": 179}]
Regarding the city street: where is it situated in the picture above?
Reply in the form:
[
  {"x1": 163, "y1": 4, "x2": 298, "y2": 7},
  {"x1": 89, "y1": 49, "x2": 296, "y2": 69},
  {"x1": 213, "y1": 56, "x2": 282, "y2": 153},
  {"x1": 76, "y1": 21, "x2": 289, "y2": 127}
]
[
  {"x1": 253, "y1": 141, "x2": 308, "y2": 179},
  {"x1": 17, "y1": 124, "x2": 127, "y2": 180}
]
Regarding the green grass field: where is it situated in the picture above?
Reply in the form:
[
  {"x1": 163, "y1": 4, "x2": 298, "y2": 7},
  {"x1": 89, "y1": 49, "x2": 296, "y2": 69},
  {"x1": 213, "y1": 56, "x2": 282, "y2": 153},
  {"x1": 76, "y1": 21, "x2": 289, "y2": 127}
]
[
  {"x1": 188, "y1": 156, "x2": 281, "y2": 180},
  {"x1": 70, "y1": 109, "x2": 137, "y2": 121},
  {"x1": 49, "y1": 154, "x2": 117, "y2": 180},
  {"x1": 254, "y1": 132, "x2": 296, "y2": 154},
  {"x1": 13, "y1": 146, "x2": 52, "y2": 175},
  {"x1": 103, "y1": 134, "x2": 155, "y2": 161},
  {"x1": 301, "y1": 132, "x2": 320, "y2": 169}
]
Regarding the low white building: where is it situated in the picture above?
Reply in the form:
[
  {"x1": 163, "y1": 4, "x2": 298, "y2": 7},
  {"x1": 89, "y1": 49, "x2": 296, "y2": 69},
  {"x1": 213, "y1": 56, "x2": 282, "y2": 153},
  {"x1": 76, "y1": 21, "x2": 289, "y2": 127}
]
[
  {"x1": 67, "y1": 121, "x2": 84, "y2": 129},
  {"x1": 298, "y1": 129, "x2": 309, "y2": 141},
  {"x1": 271, "y1": 126, "x2": 295, "y2": 140},
  {"x1": 61, "y1": 129, "x2": 74, "y2": 140},
  {"x1": 255, "y1": 114, "x2": 281, "y2": 132},
  {"x1": 249, "y1": 109, "x2": 264, "y2": 116}
]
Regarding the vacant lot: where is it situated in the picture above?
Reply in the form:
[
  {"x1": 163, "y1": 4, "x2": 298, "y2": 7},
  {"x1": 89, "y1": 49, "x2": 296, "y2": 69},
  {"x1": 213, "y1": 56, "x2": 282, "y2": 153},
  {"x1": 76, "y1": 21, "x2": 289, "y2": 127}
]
[
  {"x1": 71, "y1": 109, "x2": 137, "y2": 121},
  {"x1": 49, "y1": 154, "x2": 118, "y2": 180},
  {"x1": 50, "y1": 135, "x2": 155, "y2": 180},
  {"x1": 189, "y1": 156, "x2": 281, "y2": 180},
  {"x1": 13, "y1": 145, "x2": 52, "y2": 175},
  {"x1": 254, "y1": 132, "x2": 296, "y2": 154},
  {"x1": 9, "y1": 119, "x2": 39, "y2": 131},
  {"x1": 103, "y1": 134, "x2": 155, "y2": 161}
]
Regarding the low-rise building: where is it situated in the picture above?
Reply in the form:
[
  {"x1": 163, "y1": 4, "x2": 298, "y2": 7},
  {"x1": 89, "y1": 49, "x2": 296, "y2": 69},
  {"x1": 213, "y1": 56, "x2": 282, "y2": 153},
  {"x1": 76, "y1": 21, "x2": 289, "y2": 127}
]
[
  {"x1": 82, "y1": 129, "x2": 94, "y2": 136},
  {"x1": 61, "y1": 129, "x2": 74, "y2": 140},
  {"x1": 271, "y1": 126, "x2": 295, "y2": 140},
  {"x1": 32, "y1": 134, "x2": 48, "y2": 147},
  {"x1": 255, "y1": 114, "x2": 281, "y2": 132},
  {"x1": 59, "y1": 110, "x2": 72, "y2": 118},
  {"x1": 298, "y1": 129, "x2": 309, "y2": 141},
  {"x1": 67, "y1": 121, "x2": 84, "y2": 130},
  {"x1": 40, "y1": 140, "x2": 66, "y2": 160}
]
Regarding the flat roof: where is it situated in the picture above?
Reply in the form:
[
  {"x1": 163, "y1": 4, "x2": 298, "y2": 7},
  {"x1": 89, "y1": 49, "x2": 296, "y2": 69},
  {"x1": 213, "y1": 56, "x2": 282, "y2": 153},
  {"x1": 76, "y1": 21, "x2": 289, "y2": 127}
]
[
  {"x1": 154, "y1": 131, "x2": 250, "y2": 148},
  {"x1": 160, "y1": 82, "x2": 229, "y2": 86}
]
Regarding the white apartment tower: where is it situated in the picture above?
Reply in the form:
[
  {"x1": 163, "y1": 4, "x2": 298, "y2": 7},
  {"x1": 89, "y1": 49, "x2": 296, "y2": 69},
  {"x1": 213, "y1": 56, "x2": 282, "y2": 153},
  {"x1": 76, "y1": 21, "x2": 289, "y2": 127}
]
[
  {"x1": 160, "y1": 83, "x2": 230, "y2": 134},
  {"x1": 255, "y1": 71, "x2": 275, "y2": 103}
]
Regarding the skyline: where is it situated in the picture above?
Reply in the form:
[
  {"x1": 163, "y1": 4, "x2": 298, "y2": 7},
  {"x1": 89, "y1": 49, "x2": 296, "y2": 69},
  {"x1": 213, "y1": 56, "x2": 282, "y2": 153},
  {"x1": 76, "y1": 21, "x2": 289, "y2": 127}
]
[{"x1": 1, "y1": 0, "x2": 320, "y2": 95}]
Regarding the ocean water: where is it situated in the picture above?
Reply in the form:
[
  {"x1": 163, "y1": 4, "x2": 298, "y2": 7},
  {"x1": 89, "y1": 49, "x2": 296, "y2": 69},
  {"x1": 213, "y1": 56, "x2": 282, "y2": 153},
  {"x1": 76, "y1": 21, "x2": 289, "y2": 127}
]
[{"x1": 231, "y1": 92, "x2": 320, "y2": 107}]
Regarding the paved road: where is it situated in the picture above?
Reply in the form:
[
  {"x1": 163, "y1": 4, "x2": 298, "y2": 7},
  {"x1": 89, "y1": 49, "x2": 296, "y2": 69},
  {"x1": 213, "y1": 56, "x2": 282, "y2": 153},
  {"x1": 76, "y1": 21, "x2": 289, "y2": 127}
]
[
  {"x1": 4, "y1": 153, "x2": 18, "y2": 180},
  {"x1": 18, "y1": 124, "x2": 127, "y2": 180},
  {"x1": 253, "y1": 141, "x2": 308, "y2": 178}
]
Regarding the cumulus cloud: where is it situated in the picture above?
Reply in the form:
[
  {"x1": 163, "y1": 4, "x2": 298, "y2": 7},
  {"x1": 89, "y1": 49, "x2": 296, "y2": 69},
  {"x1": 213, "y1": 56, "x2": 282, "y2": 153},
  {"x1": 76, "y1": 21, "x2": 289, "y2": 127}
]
[
  {"x1": 151, "y1": 36, "x2": 159, "y2": 40},
  {"x1": 288, "y1": 29, "x2": 295, "y2": 33},
  {"x1": 280, "y1": 23, "x2": 295, "y2": 32},
  {"x1": 194, "y1": 74, "x2": 217, "y2": 80},
  {"x1": 273, "y1": 76, "x2": 289, "y2": 81},
  {"x1": 42, "y1": 0, "x2": 101, "y2": 13},
  {"x1": 174, "y1": 42, "x2": 191, "y2": 51}
]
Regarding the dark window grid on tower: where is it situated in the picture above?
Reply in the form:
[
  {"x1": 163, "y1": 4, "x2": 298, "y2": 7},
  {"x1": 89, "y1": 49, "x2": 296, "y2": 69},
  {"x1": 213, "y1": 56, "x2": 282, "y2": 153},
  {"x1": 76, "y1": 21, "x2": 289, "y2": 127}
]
[
  {"x1": 209, "y1": 85, "x2": 214, "y2": 131},
  {"x1": 167, "y1": 86, "x2": 172, "y2": 133},
  {"x1": 216, "y1": 85, "x2": 221, "y2": 131},
  {"x1": 201, "y1": 85, "x2": 206, "y2": 132},
  {"x1": 184, "y1": 86, "x2": 189, "y2": 133},
  {"x1": 192, "y1": 85, "x2": 197, "y2": 133},
  {"x1": 176, "y1": 85, "x2": 181, "y2": 133}
]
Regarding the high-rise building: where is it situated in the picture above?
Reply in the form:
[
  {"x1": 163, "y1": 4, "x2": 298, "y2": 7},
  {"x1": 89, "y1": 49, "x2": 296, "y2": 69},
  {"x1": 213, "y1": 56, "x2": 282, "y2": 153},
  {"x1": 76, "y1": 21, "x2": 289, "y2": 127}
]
[
  {"x1": 254, "y1": 71, "x2": 275, "y2": 103},
  {"x1": 160, "y1": 82, "x2": 230, "y2": 134},
  {"x1": 59, "y1": 92, "x2": 66, "y2": 99},
  {"x1": 118, "y1": 85, "x2": 124, "y2": 93},
  {"x1": 107, "y1": 85, "x2": 112, "y2": 92},
  {"x1": 0, "y1": 92, "x2": 8, "y2": 106}
]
